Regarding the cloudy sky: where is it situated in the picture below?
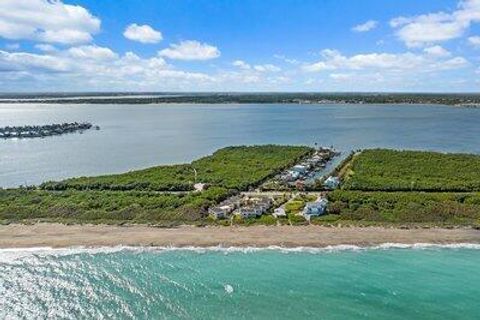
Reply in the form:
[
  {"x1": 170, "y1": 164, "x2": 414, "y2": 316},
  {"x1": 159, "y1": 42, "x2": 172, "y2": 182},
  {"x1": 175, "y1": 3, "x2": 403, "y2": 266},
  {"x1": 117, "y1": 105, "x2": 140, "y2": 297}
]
[{"x1": 0, "y1": 0, "x2": 479, "y2": 92}]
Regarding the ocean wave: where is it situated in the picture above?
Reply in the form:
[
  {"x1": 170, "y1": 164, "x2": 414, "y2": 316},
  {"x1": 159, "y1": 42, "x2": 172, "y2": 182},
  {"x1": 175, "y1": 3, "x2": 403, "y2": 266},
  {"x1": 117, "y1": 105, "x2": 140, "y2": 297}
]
[{"x1": 1, "y1": 243, "x2": 480, "y2": 262}]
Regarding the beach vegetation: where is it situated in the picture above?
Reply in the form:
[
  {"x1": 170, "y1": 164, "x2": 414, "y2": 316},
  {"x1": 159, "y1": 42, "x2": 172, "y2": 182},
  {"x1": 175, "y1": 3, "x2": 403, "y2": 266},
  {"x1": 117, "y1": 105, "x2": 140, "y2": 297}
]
[
  {"x1": 41, "y1": 145, "x2": 312, "y2": 192},
  {"x1": 327, "y1": 190, "x2": 480, "y2": 225},
  {"x1": 342, "y1": 149, "x2": 480, "y2": 192}
]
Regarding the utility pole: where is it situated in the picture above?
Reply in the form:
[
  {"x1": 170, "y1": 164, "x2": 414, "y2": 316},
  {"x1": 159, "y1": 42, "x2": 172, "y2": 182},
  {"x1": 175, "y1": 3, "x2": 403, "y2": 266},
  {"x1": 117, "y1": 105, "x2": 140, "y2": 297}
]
[{"x1": 193, "y1": 168, "x2": 197, "y2": 184}]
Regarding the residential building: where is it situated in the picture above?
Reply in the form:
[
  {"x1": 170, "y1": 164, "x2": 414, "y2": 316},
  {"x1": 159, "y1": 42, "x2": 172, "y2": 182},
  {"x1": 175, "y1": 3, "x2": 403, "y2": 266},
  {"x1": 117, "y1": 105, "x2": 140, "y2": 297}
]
[
  {"x1": 273, "y1": 207, "x2": 286, "y2": 218},
  {"x1": 302, "y1": 198, "x2": 328, "y2": 221},
  {"x1": 324, "y1": 176, "x2": 340, "y2": 189}
]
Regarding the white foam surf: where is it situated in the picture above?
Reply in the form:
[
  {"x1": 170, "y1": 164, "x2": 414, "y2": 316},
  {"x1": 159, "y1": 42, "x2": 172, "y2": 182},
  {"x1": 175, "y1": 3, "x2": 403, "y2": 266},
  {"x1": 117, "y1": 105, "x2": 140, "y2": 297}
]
[{"x1": 1, "y1": 242, "x2": 480, "y2": 263}]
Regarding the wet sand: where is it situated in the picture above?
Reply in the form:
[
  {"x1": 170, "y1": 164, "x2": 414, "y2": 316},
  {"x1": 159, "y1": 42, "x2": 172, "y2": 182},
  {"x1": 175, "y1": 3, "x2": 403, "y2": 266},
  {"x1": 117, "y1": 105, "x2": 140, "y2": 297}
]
[{"x1": 0, "y1": 224, "x2": 479, "y2": 248}]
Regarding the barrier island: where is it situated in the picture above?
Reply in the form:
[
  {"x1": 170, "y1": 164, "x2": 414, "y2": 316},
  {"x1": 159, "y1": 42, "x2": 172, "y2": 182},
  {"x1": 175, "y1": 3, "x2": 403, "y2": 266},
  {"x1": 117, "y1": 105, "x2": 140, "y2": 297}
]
[{"x1": 1, "y1": 146, "x2": 480, "y2": 228}]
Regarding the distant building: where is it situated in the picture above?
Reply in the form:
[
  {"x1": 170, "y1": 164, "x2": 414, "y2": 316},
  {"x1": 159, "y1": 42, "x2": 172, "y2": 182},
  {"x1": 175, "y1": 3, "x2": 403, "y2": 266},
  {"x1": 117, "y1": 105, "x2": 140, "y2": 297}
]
[
  {"x1": 208, "y1": 204, "x2": 234, "y2": 219},
  {"x1": 236, "y1": 207, "x2": 259, "y2": 219},
  {"x1": 324, "y1": 176, "x2": 340, "y2": 189},
  {"x1": 283, "y1": 170, "x2": 300, "y2": 181},
  {"x1": 273, "y1": 207, "x2": 286, "y2": 218},
  {"x1": 292, "y1": 165, "x2": 307, "y2": 174},
  {"x1": 194, "y1": 183, "x2": 207, "y2": 192},
  {"x1": 302, "y1": 198, "x2": 328, "y2": 221},
  {"x1": 295, "y1": 180, "x2": 305, "y2": 191},
  {"x1": 208, "y1": 207, "x2": 227, "y2": 219}
]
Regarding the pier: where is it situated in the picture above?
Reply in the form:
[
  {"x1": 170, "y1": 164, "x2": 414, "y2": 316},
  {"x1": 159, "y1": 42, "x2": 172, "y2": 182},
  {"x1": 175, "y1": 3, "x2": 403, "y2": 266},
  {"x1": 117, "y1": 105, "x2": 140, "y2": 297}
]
[{"x1": 0, "y1": 122, "x2": 98, "y2": 139}]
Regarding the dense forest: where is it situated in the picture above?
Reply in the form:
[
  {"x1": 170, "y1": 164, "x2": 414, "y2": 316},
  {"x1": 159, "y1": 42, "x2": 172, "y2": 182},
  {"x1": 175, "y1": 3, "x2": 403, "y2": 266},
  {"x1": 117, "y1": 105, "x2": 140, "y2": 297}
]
[
  {"x1": 1, "y1": 145, "x2": 311, "y2": 224},
  {"x1": 341, "y1": 149, "x2": 480, "y2": 192},
  {"x1": 0, "y1": 187, "x2": 231, "y2": 224},
  {"x1": 41, "y1": 145, "x2": 312, "y2": 191},
  {"x1": 326, "y1": 190, "x2": 480, "y2": 226}
]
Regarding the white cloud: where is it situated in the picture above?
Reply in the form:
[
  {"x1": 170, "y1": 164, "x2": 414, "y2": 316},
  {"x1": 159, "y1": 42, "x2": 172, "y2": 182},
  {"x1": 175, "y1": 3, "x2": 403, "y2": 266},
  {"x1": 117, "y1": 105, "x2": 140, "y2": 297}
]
[
  {"x1": 0, "y1": 47, "x2": 215, "y2": 91},
  {"x1": 253, "y1": 64, "x2": 281, "y2": 72},
  {"x1": 273, "y1": 54, "x2": 300, "y2": 65},
  {"x1": 469, "y1": 35, "x2": 480, "y2": 47},
  {"x1": 352, "y1": 20, "x2": 378, "y2": 32},
  {"x1": 232, "y1": 60, "x2": 281, "y2": 72},
  {"x1": 0, "y1": 0, "x2": 100, "y2": 44},
  {"x1": 123, "y1": 24, "x2": 163, "y2": 44},
  {"x1": 303, "y1": 48, "x2": 468, "y2": 73},
  {"x1": 0, "y1": 50, "x2": 70, "y2": 72},
  {"x1": 159, "y1": 40, "x2": 220, "y2": 60},
  {"x1": 329, "y1": 73, "x2": 354, "y2": 80},
  {"x1": 423, "y1": 45, "x2": 451, "y2": 57},
  {"x1": 68, "y1": 45, "x2": 118, "y2": 61},
  {"x1": 232, "y1": 60, "x2": 251, "y2": 69},
  {"x1": 35, "y1": 44, "x2": 57, "y2": 52},
  {"x1": 390, "y1": 0, "x2": 480, "y2": 47}
]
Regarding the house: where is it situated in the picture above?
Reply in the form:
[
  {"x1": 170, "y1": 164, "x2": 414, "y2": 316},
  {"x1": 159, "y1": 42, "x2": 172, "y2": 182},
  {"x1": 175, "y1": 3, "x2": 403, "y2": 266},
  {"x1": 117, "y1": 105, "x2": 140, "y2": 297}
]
[
  {"x1": 236, "y1": 207, "x2": 259, "y2": 219},
  {"x1": 273, "y1": 207, "x2": 286, "y2": 218},
  {"x1": 283, "y1": 170, "x2": 300, "y2": 181},
  {"x1": 292, "y1": 165, "x2": 307, "y2": 174},
  {"x1": 208, "y1": 204, "x2": 234, "y2": 219},
  {"x1": 324, "y1": 176, "x2": 340, "y2": 189},
  {"x1": 194, "y1": 182, "x2": 207, "y2": 192},
  {"x1": 208, "y1": 207, "x2": 227, "y2": 219},
  {"x1": 302, "y1": 198, "x2": 328, "y2": 221}
]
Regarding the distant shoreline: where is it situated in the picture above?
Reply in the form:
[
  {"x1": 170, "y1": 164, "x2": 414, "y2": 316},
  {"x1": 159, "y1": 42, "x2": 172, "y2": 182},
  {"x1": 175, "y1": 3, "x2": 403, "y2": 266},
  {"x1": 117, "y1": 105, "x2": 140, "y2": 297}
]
[
  {"x1": 0, "y1": 93, "x2": 479, "y2": 106},
  {"x1": 1, "y1": 224, "x2": 479, "y2": 249}
]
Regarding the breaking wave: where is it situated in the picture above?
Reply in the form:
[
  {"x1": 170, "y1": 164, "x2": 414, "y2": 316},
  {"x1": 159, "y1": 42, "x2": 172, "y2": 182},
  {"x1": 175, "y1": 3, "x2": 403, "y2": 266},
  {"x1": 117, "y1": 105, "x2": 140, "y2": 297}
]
[{"x1": 1, "y1": 243, "x2": 480, "y2": 263}]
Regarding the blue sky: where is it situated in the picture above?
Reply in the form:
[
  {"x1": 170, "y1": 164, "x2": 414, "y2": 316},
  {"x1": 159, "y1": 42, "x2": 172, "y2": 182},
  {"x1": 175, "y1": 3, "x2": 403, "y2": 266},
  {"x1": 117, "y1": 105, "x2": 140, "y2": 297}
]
[{"x1": 0, "y1": 0, "x2": 479, "y2": 92}]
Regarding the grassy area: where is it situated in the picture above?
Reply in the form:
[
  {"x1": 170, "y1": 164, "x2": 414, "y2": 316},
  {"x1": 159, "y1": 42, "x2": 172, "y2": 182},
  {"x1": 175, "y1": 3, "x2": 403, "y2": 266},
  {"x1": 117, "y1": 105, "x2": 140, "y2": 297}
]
[
  {"x1": 342, "y1": 149, "x2": 480, "y2": 192},
  {"x1": 41, "y1": 145, "x2": 312, "y2": 191},
  {"x1": 326, "y1": 190, "x2": 480, "y2": 226},
  {"x1": 285, "y1": 194, "x2": 317, "y2": 214}
]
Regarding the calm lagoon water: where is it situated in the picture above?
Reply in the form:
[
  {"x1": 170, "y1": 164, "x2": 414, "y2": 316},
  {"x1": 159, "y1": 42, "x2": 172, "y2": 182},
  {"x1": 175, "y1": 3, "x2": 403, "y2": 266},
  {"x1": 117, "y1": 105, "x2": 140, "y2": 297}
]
[
  {"x1": 1, "y1": 246, "x2": 480, "y2": 319},
  {"x1": 1, "y1": 103, "x2": 480, "y2": 187}
]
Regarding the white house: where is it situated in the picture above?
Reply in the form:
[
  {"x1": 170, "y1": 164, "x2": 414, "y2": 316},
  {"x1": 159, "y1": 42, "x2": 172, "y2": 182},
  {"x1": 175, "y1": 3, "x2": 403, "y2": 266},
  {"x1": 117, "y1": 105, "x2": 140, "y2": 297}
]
[
  {"x1": 273, "y1": 207, "x2": 286, "y2": 218},
  {"x1": 324, "y1": 176, "x2": 340, "y2": 189},
  {"x1": 208, "y1": 204, "x2": 234, "y2": 219},
  {"x1": 302, "y1": 198, "x2": 328, "y2": 221},
  {"x1": 292, "y1": 165, "x2": 307, "y2": 174}
]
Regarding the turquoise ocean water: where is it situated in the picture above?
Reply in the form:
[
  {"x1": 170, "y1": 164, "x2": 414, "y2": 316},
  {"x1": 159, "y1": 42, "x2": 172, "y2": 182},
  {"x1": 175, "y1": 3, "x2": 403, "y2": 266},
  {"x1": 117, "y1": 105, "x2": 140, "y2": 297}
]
[{"x1": 1, "y1": 245, "x2": 480, "y2": 319}]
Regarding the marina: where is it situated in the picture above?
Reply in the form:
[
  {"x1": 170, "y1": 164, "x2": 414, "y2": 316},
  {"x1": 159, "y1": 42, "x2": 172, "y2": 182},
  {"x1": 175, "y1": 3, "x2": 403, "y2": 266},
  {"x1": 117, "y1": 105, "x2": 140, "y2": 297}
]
[
  {"x1": 0, "y1": 122, "x2": 99, "y2": 139},
  {"x1": 207, "y1": 146, "x2": 337, "y2": 222}
]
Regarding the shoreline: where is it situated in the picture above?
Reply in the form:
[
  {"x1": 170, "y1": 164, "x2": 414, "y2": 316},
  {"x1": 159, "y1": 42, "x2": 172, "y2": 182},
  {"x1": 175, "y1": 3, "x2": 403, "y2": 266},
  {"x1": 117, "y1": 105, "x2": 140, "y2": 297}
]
[{"x1": 1, "y1": 224, "x2": 479, "y2": 249}]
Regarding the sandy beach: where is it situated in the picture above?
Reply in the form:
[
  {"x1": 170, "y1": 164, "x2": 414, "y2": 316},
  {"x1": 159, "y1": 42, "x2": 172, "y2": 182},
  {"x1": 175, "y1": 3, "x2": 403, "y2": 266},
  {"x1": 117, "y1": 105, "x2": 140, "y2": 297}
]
[{"x1": 1, "y1": 224, "x2": 479, "y2": 248}]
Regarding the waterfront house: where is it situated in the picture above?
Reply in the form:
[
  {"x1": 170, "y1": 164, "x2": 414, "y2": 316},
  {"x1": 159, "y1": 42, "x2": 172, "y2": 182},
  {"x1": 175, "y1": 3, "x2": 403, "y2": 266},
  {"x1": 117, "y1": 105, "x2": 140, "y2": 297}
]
[
  {"x1": 324, "y1": 176, "x2": 340, "y2": 189},
  {"x1": 302, "y1": 198, "x2": 328, "y2": 221},
  {"x1": 287, "y1": 170, "x2": 301, "y2": 180},
  {"x1": 273, "y1": 207, "x2": 286, "y2": 218},
  {"x1": 292, "y1": 165, "x2": 307, "y2": 174},
  {"x1": 236, "y1": 207, "x2": 259, "y2": 219},
  {"x1": 209, "y1": 207, "x2": 227, "y2": 219},
  {"x1": 208, "y1": 205, "x2": 234, "y2": 219}
]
